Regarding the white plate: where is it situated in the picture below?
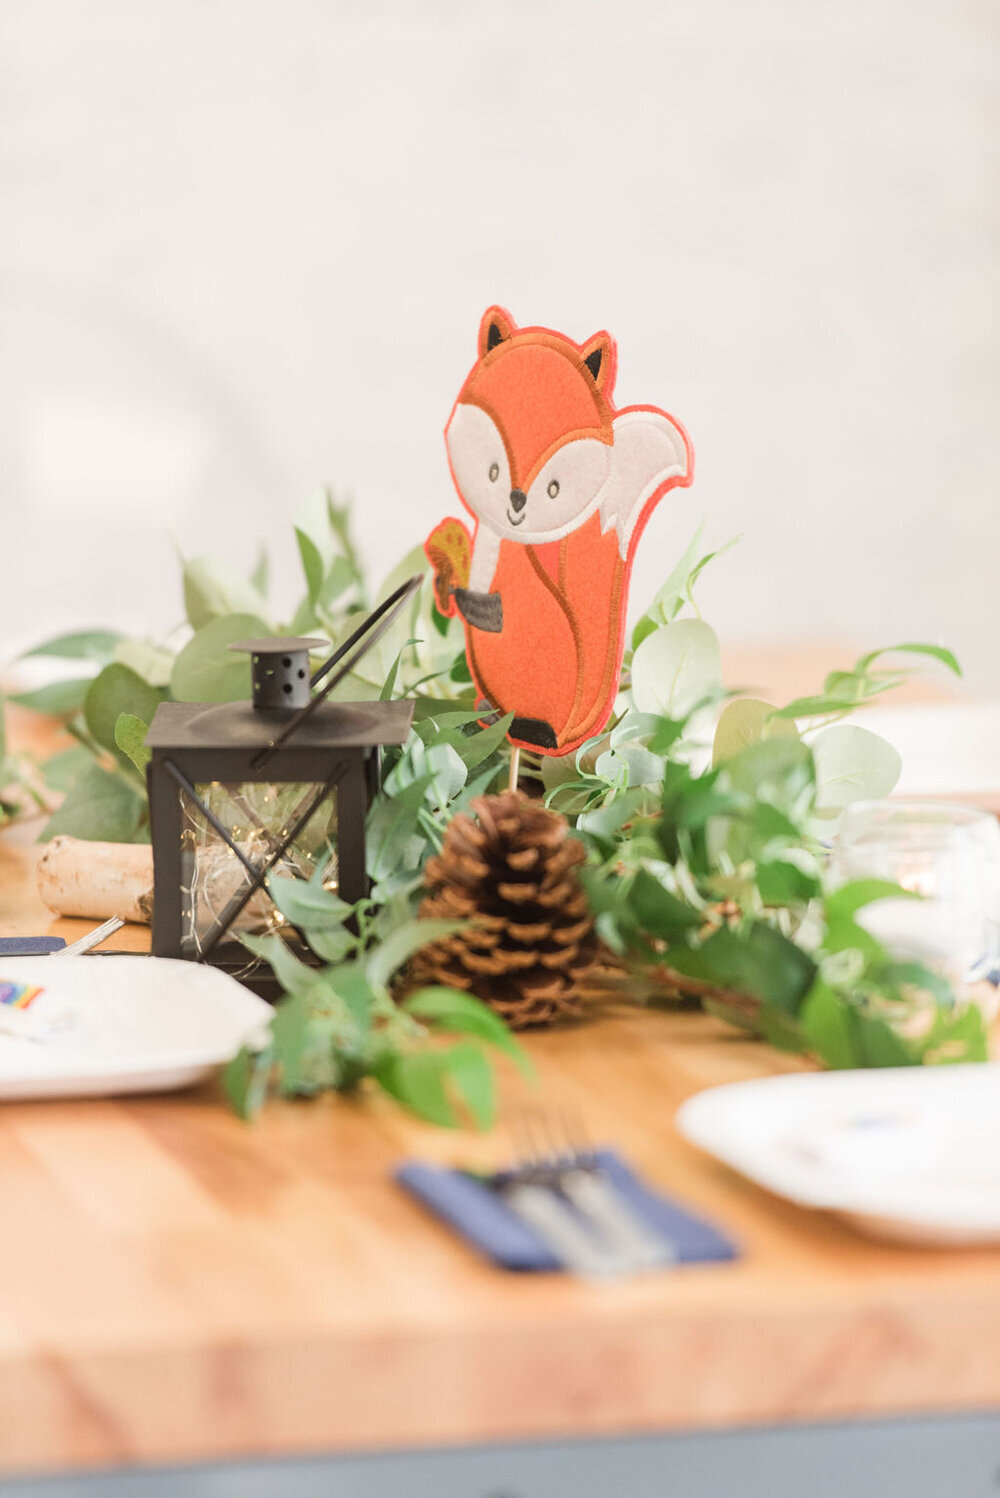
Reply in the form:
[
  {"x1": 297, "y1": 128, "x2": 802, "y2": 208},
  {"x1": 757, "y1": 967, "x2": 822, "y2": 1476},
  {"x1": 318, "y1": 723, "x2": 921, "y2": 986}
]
[
  {"x1": 677, "y1": 1064, "x2": 1000, "y2": 1245},
  {"x1": 0, "y1": 955, "x2": 272, "y2": 1100}
]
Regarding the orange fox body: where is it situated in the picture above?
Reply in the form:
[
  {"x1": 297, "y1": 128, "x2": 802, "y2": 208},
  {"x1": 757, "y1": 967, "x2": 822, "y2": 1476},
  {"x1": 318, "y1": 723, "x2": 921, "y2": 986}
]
[{"x1": 427, "y1": 307, "x2": 694, "y2": 756}]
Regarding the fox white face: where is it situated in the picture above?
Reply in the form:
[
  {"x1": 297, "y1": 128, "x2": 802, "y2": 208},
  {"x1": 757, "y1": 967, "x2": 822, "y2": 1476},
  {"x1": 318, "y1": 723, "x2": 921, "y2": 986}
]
[{"x1": 446, "y1": 402, "x2": 610, "y2": 544}]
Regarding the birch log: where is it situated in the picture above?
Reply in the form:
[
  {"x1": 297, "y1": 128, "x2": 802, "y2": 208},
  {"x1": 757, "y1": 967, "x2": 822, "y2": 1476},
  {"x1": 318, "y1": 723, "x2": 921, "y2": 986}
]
[{"x1": 37, "y1": 837, "x2": 154, "y2": 924}]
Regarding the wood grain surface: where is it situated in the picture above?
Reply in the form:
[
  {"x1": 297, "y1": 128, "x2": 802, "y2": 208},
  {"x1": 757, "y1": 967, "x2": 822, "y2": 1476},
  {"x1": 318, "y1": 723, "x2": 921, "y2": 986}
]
[{"x1": 1, "y1": 669, "x2": 999, "y2": 1476}]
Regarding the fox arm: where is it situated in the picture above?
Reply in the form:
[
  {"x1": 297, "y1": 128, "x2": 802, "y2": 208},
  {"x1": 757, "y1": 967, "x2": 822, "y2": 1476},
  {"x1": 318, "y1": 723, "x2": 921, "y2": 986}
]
[
  {"x1": 455, "y1": 524, "x2": 504, "y2": 632},
  {"x1": 597, "y1": 409, "x2": 691, "y2": 558}
]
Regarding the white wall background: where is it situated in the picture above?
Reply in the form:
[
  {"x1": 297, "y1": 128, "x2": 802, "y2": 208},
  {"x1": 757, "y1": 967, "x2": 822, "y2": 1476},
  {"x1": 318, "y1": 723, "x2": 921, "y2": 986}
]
[{"x1": 2, "y1": 0, "x2": 998, "y2": 688}]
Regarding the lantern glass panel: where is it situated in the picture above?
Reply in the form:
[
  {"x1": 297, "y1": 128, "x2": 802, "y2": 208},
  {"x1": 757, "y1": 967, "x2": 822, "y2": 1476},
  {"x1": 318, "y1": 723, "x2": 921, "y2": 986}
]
[{"x1": 178, "y1": 779, "x2": 339, "y2": 957}]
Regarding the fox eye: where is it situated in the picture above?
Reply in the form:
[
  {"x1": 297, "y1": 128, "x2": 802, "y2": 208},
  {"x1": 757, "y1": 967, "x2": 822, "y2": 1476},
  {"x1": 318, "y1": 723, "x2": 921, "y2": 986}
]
[
  {"x1": 489, "y1": 462, "x2": 499, "y2": 482},
  {"x1": 547, "y1": 479, "x2": 560, "y2": 499}
]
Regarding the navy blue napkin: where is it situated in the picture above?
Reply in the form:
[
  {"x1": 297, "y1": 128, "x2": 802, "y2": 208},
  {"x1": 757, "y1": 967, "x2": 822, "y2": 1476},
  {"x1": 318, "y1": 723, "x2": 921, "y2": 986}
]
[
  {"x1": 0, "y1": 936, "x2": 66, "y2": 957},
  {"x1": 395, "y1": 1149, "x2": 737, "y2": 1272}
]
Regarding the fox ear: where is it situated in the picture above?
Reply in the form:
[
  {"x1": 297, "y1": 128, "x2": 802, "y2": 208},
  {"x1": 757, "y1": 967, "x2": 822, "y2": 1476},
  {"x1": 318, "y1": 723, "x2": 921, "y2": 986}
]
[
  {"x1": 581, "y1": 333, "x2": 613, "y2": 391},
  {"x1": 479, "y1": 306, "x2": 516, "y2": 359}
]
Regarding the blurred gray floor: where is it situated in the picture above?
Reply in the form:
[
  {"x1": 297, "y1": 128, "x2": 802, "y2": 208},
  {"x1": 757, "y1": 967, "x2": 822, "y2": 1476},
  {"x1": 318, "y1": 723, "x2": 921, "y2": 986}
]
[{"x1": 4, "y1": 1415, "x2": 1000, "y2": 1497}]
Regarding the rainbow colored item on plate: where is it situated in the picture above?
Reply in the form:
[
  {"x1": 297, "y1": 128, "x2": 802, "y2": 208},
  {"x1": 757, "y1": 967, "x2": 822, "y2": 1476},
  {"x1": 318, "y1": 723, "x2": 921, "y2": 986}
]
[{"x1": 0, "y1": 980, "x2": 44, "y2": 1011}]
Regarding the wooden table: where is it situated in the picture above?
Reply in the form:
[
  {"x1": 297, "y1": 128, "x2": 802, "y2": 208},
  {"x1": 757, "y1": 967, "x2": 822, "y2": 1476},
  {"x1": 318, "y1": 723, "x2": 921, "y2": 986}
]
[{"x1": 2, "y1": 674, "x2": 1000, "y2": 1496}]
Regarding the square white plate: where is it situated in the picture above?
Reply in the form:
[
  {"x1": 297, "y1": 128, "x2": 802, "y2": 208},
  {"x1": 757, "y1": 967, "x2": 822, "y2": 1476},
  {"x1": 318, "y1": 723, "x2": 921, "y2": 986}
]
[
  {"x1": 0, "y1": 955, "x2": 272, "y2": 1100},
  {"x1": 677, "y1": 1064, "x2": 1000, "y2": 1245}
]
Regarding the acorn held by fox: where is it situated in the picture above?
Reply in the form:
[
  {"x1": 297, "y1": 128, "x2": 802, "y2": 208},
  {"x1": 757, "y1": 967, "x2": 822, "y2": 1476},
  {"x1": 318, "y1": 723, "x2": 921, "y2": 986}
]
[{"x1": 426, "y1": 306, "x2": 694, "y2": 756}]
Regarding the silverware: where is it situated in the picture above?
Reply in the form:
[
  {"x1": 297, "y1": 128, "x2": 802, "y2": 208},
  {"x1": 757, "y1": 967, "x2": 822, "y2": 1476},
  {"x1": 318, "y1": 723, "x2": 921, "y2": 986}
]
[
  {"x1": 52, "y1": 916, "x2": 125, "y2": 958},
  {"x1": 499, "y1": 1111, "x2": 675, "y2": 1281}
]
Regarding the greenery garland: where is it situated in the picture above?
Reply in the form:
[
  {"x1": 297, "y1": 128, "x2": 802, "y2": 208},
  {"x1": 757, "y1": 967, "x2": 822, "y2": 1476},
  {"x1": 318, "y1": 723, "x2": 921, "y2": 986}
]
[{"x1": 2, "y1": 492, "x2": 979, "y2": 1124}]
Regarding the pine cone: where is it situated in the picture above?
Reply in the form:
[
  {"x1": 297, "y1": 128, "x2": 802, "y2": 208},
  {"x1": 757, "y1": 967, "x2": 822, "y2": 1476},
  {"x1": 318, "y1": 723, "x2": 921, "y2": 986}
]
[{"x1": 405, "y1": 791, "x2": 610, "y2": 1029}]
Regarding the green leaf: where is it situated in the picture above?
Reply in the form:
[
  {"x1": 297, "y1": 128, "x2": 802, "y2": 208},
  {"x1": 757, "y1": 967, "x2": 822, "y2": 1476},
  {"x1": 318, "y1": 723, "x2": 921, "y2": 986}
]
[
  {"x1": 799, "y1": 981, "x2": 859, "y2": 1068},
  {"x1": 684, "y1": 922, "x2": 817, "y2": 1014},
  {"x1": 629, "y1": 869, "x2": 702, "y2": 939},
  {"x1": 442, "y1": 1043, "x2": 495, "y2": 1129},
  {"x1": 170, "y1": 613, "x2": 269, "y2": 702},
  {"x1": 853, "y1": 1013, "x2": 915, "y2": 1068},
  {"x1": 631, "y1": 521, "x2": 705, "y2": 641},
  {"x1": 371, "y1": 1051, "x2": 458, "y2": 1128},
  {"x1": 402, "y1": 987, "x2": 532, "y2": 1073},
  {"x1": 810, "y1": 725, "x2": 901, "y2": 811},
  {"x1": 270, "y1": 988, "x2": 313, "y2": 1094},
  {"x1": 306, "y1": 925, "x2": 358, "y2": 964},
  {"x1": 877, "y1": 960, "x2": 954, "y2": 1008},
  {"x1": 825, "y1": 879, "x2": 918, "y2": 923},
  {"x1": 39, "y1": 765, "x2": 146, "y2": 843},
  {"x1": 222, "y1": 1045, "x2": 273, "y2": 1120},
  {"x1": 854, "y1": 642, "x2": 961, "y2": 678},
  {"x1": 922, "y1": 1002, "x2": 988, "y2": 1064},
  {"x1": 452, "y1": 711, "x2": 514, "y2": 771},
  {"x1": 40, "y1": 745, "x2": 93, "y2": 793},
  {"x1": 113, "y1": 713, "x2": 152, "y2": 774},
  {"x1": 366, "y1": 774, "x2": 434, "y2": 883},
  {"x1": 9, "y1": 678, "x2": 92, "y2": 716},
  {"x1": 182, "y1": 555, "x2": 269, "y2": 630},
  {"x1": 365, "y1": 918, "x2": 465, "y2": 993},
  {"x1": 724, "y1": 737, "x2": 815, "y2": 808},
  {"x1": 756, "y1": 858, "x2": 821, "y2": 904},
  {"x1": 771, "y1": 694, "x2": 855, "y2": 721},
  {"x1": 630, "y1": 619, "x2": 723, "y2": 719},
  {"x1": 84, "y1": 664, "x2": 162, "y2": 754},
  {"x1": 112, "y1": 638, "x2": 175, "y2": 688},
  {"x1": 21, "y1": 630, "x2": 122, "y2": 663},
  {"x1": 239, "y1": 932, "x2": 315, "y2": 995},
  {"x1": 295, "y1": 525, "x2": 325, "y2": 604},
  {"x1": 250, "y1": 550, "x2": 269, "y2": 598},
  {"x1": 712, "y1": 698, "x2": 798, "y2": 764},
  {"x1": 266, "y1": 877, "x2": 354, "y2": 931}
]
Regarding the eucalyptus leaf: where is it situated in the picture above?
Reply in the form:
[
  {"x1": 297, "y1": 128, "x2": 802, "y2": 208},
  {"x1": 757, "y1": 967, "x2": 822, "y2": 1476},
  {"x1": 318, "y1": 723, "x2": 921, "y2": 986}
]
[
  {"x1": 40, "y1": 744, "x2": 93, "y2": 792},
  {"x1": 84, "y1": 665, "x2": 162, "y2": 754},
  {"x1": 712, "y1": 698, "x2": 798, "y2": 765},
  {"x1": 9, "y1": 678, "x2": 92, "y2": 716},
  {"x1": 811, "y1": 724, "x2": 901, "y2": 811},
  {"x1": 21, "y1": 630, "x2": 122, "y2": 664},
  {"x1": 239, "y1": 932, "x2": 315, "y2": 995},
  {"x1": 402, "y1": 987, "x2": 532, "y2": 1072},
  {"x1": 39, "y1": 765, "x2": 146, "y2": 843},
  {"x1": 630, "y1": 619, "x2": 723, "y2": 719},
  {"x1": 365, "y1": 918, "x2": 465, "y2": 993},
  {"x1": 170, "y1": 613, "x2": 269, "y2": 702},
  {"x1": 113, "y1": 713, "x2": 152, "y2": 774},
  {"x1": 266, "y1": 876, "x2": 354, "y2": 931},
  {"x1": 112, "y1": 638, "x2": 175, "y2": 688},
  {"x1": 366, "y1": 774, "x2": 434, "y2": 882},
  {"x1": 183, "y1": 555, "x2": 269, "y2": 631}
]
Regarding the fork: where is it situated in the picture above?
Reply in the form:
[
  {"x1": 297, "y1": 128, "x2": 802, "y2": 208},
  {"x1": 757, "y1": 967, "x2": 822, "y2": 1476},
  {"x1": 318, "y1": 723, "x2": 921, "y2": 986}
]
[
  {"x1": 501, "y1": 1111, "x2": 675, "y2": 1279},
  {"x1": 530, "y1": 1110, "x2": 676, "y2": 1273},
  {"x1": 52, "y1": 916, "x2": 125, "y2": 958}
]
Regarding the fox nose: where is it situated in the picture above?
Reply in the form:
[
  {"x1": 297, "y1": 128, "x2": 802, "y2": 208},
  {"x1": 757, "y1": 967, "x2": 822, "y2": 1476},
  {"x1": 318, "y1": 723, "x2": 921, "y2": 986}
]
[{"x1": 509, "y1": 489, "x2": 527, "y2": 513}]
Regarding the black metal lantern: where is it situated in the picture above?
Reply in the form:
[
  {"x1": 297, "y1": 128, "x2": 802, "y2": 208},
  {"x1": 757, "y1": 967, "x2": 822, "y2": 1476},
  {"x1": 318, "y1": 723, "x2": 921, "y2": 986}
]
[{"x1": 146, "y1": 580, "x2": 419, "y2": 994}]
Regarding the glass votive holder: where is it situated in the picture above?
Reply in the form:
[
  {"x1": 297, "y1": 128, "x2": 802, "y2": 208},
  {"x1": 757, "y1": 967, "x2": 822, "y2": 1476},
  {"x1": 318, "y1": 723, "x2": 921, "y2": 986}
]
[{"x1": 828, "y1": 800, "x2": 1000, "y2": 1016}]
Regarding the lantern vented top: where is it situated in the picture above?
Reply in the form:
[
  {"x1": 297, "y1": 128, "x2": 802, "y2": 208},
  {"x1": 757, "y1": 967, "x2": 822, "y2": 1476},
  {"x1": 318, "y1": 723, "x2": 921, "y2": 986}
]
[{"x1": 229, "y1": 637, "x2": 328, "y2": 711}]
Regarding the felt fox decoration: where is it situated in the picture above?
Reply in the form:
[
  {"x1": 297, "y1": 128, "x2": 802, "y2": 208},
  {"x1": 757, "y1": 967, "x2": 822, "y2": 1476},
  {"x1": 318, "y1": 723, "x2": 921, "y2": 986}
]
[{"x1": 426, "y1": 307, "x2": 694, "y2": 756}]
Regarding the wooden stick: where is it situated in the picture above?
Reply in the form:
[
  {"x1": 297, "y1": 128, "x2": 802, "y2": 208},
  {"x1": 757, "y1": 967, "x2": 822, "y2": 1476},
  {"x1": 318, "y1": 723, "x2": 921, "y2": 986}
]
[{"x1": 507, "y1": 744, "x2": 521, "y2": 793}]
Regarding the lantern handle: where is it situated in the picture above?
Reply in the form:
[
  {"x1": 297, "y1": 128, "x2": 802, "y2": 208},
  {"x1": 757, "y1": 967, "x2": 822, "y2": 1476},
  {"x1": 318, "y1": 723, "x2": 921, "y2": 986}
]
[{"x1": 250, "y1": 573, "x2": 423, "y2": 770}]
